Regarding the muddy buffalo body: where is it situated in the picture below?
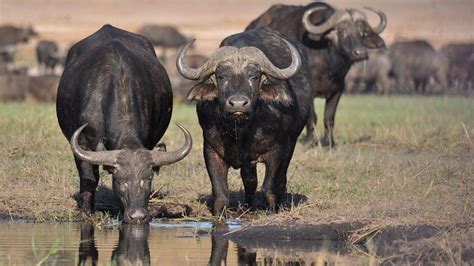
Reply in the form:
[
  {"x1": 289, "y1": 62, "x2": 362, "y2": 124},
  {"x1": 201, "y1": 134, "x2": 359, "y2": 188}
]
[
  {"x1": 177, "y1": 28, "x2": 313, "y2": 214},
  {"x1": 389, "y1": 40, "x2": 448, "y2": 94},
  {"x1": 56, "y1": 25, "x2": 192, "y2": 224},
  {"x1": 246, "y1": 2, "x2": 386, "y2": 147}
]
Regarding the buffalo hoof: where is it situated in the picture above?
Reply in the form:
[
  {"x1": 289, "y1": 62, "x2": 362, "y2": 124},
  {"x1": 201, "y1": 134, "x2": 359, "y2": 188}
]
[
  {"x1": 303, "y1": 134, "x2": 314, "y2": 146},
  {"x1": 80, "y1": 192, "x2": 95, "y2": 214},
  {"x1": 263, "y1": 192, "x2": 277, "y2": 211},
  {"x1": 213, "y1": 196, "x2": 229, "y2": 217},
  {"x1": 319, "y1": 136, "x2": 336, "y2": 149}
]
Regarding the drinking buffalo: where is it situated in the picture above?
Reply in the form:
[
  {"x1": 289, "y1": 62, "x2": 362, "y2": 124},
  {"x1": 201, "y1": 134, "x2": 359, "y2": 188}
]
[
  {"x1": 56, "y1": 25, "x2": 192, "y2": 224},
  {"x1": 246, "y1": 2, "x2": 387, "y2": 147},
  {"x1": 177, "y1": 28, "x2": 312, "y2": 214}
]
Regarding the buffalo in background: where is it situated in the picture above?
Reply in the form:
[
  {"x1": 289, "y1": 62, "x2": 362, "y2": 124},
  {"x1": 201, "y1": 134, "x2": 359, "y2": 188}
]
[
  {"x1": 345, "y1": 49, "x2": 392, "y2": 94},
  {"x1": 0, "y1": 25, "x2": 38, "y2": 68},
  {"x1": 389, "y1": 40, "x2": 448, "y2": 94},
  {"x1": 137, "y1": 24, "x2": 190, "y2": 61},
  {"x1": 0, "y1": 25, "x2": 37, "y2": 46},
  {"x1": 441, "y1": 43, "x2": 474, "y2": 92},
  {"x1": 0, "y1": 72, "x2": 59, "y2": 102},
  {"x1": 345, "y1": 40, "x2": 474, "y2": 95},
  {"x1": 36, "y1": 40, "x2": 61, "y2": 74},
  {"x1": 164, "y1": 53, "x2": 208, "y2": 101},
  {"x1": 246, "y1": 2, "x2": 387, "y2": 147}
]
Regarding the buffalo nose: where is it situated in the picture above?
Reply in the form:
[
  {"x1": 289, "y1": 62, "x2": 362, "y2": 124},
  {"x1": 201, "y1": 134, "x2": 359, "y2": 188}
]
[
  {"x1": 353, "y1": 47, "x2": 368, "y2": 59},
  {"x1": 126, "y1": 208, "x2": 149, "y2": 223},
  {"x1": 227, "y1": 95, "x2": 249, "y2": 108}
]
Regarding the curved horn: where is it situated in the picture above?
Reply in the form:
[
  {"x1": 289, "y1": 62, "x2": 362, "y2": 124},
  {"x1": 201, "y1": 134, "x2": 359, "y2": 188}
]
[
  {"x1": 70, "y1": 124, "x2": 121, "y2": 166},
  {"x1": 242, "y1": 39, "x2": 301, "y2": 80},
  {"x1": 176, "y1": 39, "x2": 238, "y2": 80},
  {"x1": 151, "y1": 123, "x2": 192, "y2": 166},
  {"x1": 302, "y1": 6, "x2": 344, "y2": 35},
  {"x1": 364, "y1": 6, "x2": 386, "y2": 34}
]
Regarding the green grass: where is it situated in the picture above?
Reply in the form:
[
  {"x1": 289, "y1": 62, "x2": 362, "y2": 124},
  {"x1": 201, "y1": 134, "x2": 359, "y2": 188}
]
[{"x1": 0, "y1": 95, "x2": 472, "y2": 225}]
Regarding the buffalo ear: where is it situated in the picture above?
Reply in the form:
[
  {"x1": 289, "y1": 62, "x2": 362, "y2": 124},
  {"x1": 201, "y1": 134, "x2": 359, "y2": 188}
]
[
  {"x1": 259, "y1": 78, "x2": 292, "y2": 106},
  {"x1": 362, "y1": 33, "x2": 385, "y2": 49},
  {"x1": 186, "y1": 79, "x2": 217, "y2": 102}
]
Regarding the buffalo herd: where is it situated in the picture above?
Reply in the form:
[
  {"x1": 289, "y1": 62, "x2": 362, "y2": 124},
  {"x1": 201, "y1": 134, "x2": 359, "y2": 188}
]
[{"x1": 0, "y1": 2, "x2": 472, "y2": 223}]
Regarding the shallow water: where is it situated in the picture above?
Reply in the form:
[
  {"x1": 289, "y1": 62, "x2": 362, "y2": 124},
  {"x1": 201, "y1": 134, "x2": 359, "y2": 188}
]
[{"x1": 0, "y1": 221, "x2": 353, "y2": 265}]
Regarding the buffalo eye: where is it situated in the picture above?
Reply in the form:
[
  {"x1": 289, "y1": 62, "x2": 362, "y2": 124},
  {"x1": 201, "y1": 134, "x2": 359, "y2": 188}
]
[{"x1": 249, "y1": 75, "x2": 259, "y2": 81}]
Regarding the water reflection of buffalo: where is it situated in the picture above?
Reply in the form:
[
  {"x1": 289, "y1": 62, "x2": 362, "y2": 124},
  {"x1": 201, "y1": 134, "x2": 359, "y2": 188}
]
[
  {"x1": 57, "y1": 24, "x2": 192, "y2": 224},
  {"x1": 111, "y1": 225, "x2": 151, "y2": 265},
  {"x1": 177, "y1": 28, "x2": 312, "y2": 214},
  {"x1": 389, "y1": 40, "x2": 448, "y2": 94},
  {"x1": 78, "y1": 223, "x2": 150, "y2": 266},
  {"x1": 246, "y1": 2, "x2": 387, "y2": 147},
  {"x1": 209, "y1": 223, "x2": 353, "y2": 265},
  {"x1": 78, "y1": 223, "x2": 99, "y2": 266}
]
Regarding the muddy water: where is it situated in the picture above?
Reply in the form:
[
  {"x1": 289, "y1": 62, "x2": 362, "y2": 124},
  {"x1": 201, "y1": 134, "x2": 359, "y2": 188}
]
[{"x1": 0, "y1": 221, "x2": 354, "y2": 265}]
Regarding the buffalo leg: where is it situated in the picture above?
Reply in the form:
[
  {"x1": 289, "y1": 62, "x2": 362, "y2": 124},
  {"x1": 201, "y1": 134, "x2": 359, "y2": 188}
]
[
  {"x1": 321, "y1": 89, "x2": 343, "y2": 148},
  {"x1": 303, "y1": 103, "x2": 317, "y2": 146},
  {"x1": 241, "y1": 165, "x2": 257, "y2": 208},
  {"x1": 75, "y1": 157, "x2": 100, "y2": 214},
  {"x1": 204, "y1": 146, "x2": 230, "y2": 216},
  {"x1": 261, "y1": 145, "x2": 295, "y2": 210}
]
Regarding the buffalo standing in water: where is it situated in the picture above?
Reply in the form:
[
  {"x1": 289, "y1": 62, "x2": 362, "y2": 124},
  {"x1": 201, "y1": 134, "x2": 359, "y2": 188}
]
[
  {"x1": 246, "y1": 2, "x2": 387, "y2": 147},
  {"x1": 177, "y1": 28, "x2": 312, "y2": 214},
  {"x1": 57, "y1": 25, "x2": 192, "y2": 224}
]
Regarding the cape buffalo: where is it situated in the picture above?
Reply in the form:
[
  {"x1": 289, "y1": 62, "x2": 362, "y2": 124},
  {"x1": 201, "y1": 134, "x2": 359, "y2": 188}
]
[
  {"x1": 389, "y1": 40, "x2": 448, "y2": 94},
  {"x1": 0, "y1": 45, "x2": 16, "y2": 67},
  {"x1": 36, "y1": 40, "x2": 60, "y2": 74},
  {"x1": 137, "y1": 24, "x2": 188, "y2": 48},
  {"x1": 0, "y1": 72, "x2": 28, "y2": 102},
  {"x1": 57, "y1": 25, "x2": 192, "y2": 224},
  {"x1": 0, "y1": 25, "x2": 37, "y2": 46},
  {"x1": 27, "y1": 75, "x2": 60, "y2": 102},
  {"x1": 345, "y1": 49, "x2": 391, "y2": 94},
  {"x1": 246, "y1": 2, "x2": 387, "y2": 147},
  {"x1": 176, "y1": 28, "x2": 313, "y2": 214},
  {"x1": 441, "y1": 43, "x2": 474, "y2": 92}
]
